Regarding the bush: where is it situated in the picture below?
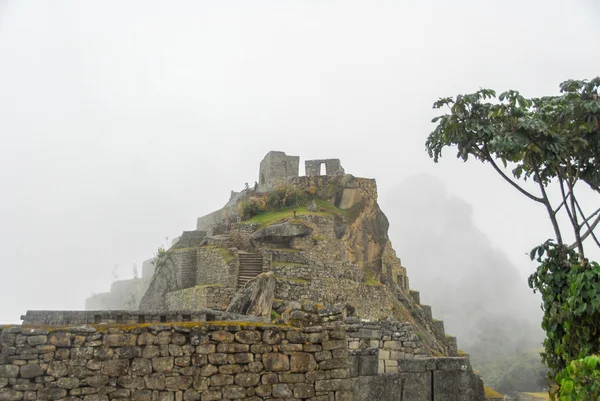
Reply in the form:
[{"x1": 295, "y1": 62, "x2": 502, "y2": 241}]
[
  {"x1": 238, "y1": 184, "x2": 310, "y2": 220},
  {"x1": 239, "y1": 199, "x2": 263, "y2": 220},
  {"x1": 557, "y1": 355, "x2": 600, "y2": 400},
  {"x1": 266, "y1": 184, "x2": 307, "y2": 209}
]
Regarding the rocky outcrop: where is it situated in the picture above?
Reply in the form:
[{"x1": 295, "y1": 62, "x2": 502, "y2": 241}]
[
  {"x1": 250, "y1": 221, "x2": 312, "y2": 242},
  {"x1": 226, "y1": 272, "x2": 276, "y2": 318}
]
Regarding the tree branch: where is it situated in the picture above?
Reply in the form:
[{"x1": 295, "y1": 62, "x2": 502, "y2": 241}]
[
  {"x1": 481, "y1": 146, "x2": 545, "y2": 203},
  {"x1": 532, "y1": 169, "x2": 564, "y2": 246},
  {"x1": 576, "y1": 213, "x2": 600, "y2": 249},
  {"x1": 574, "y1": 199, "x2": 600, "y2": 249},
  {"x1": 580, "y1": 207, "x2": 600, "y2": 228}
]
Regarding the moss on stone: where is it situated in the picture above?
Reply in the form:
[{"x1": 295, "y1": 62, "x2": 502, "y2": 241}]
[
  {"x1": 201, "y1": 246, "x2": 235, "y2": 263},
  {"x1": 484, "y1": 386, "x2": 503, "y2": 398},
  {"x1": 18, "y1": 320, "x2": 290, "y2": 333}
]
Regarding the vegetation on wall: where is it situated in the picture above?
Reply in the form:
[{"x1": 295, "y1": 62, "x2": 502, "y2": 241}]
[
  {"x1": 239, "y1": 184, "x2": 308, "y2": 220},
  {"x1": 427, "y1": 77, "x2": 600, "y2": 398}
]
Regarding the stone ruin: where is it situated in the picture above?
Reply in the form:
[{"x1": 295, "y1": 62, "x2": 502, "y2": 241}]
[{"x1": 2, "y1": 151, "x2": 486, "y2": 400}]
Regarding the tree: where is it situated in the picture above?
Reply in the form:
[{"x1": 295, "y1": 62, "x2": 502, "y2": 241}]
[
  {"x1": 426, "y1": 77, "x2": 600, "y2": 396},
  {"x1": 426, "y1": 77, "x2": 600, "y2": 256}
]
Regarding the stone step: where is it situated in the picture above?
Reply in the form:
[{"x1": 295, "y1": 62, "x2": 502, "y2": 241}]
[{"x1": 409, "y1": 290, "x2": 420, "y2": 304}]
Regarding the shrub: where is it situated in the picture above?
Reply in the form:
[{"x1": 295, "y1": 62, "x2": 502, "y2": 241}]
[
  {"x1": 266, "y1": 184, "x2": 307, "y2": 209},
  {"x1": 557, "y1": 355, "x2": 600, "y2": 401},
  {"x1": 239, "y1": 199, "x2": 263, "y2": 220}
]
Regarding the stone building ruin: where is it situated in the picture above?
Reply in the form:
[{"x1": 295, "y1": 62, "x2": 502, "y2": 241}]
[{"x1": 5, "y1": 150, "x2": 486, "y2": 401}]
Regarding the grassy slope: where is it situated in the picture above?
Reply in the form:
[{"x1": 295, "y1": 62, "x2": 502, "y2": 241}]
[{"x1": 245, "y1": 199, "x2": 344, "y2": 227}]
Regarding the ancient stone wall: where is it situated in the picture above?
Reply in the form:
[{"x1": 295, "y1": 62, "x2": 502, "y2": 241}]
[
  {"x1": 171, "y1": 250, "x2": 197, "y2": 290},
  {"x1": 304, "y1": 159, "x2": 344, "y2": 177},
  {"x1": 230, "y1": 224, "x2": 259, "y2": 252},
  {"x1": 195, "y1": 249, "x2": 238, "y2": 290},
  {"x1": 258, "y1": 151, "x2": 300, "y2": 191},
  {"x1": 0, "y1": 322, "x2": 352, "y2": 401},
  {"x1": 165, "y1": 286, "x2": 235, "y2": 312},
  {"x1": 0, "y1": 318, "x2": 483, "y2": 401},
  {"x1": 172, "y1": 232, "x2": 207, "y2": 250}
]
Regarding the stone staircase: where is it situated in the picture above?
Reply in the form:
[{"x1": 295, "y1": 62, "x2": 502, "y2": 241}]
[{"x1": 237, "y1": 252, "x2": 264, "y2": 289}]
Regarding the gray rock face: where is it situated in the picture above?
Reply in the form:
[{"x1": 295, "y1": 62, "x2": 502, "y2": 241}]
[
  {"x1": 250, "y1": 221, "x2": 312, "y2": 240},
  {"x1": 226, "y1": 272, "x2": 276, "y2": 318}
]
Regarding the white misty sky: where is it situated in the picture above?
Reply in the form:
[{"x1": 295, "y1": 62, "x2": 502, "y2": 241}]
[{"x1": 0, "y1": 0, "x2": 598, "y2": 323}]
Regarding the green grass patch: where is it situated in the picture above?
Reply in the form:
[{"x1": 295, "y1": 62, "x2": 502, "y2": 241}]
[
  {"x1": 201, "y1": 246, "x2": 235, "y2": 263},
  {"x1": 245, "y1": 199, "x2": 344, "y2": 227}
]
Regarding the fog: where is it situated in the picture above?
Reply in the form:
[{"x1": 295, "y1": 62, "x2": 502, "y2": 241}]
[
  {"x1": 384, "y1": 174, "x2": 544, "y2": 360},
  {"x1": 1, "y1": 0, "x2": 599, "y2": 331}
]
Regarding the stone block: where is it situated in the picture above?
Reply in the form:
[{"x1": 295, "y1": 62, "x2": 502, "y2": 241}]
[
  {"x1": 200, "y1": 390, "x2": 221, "y2": 401},
  {"x1": 357, "y1": 329, "x2": 382, "y2": 339},
  {"x1": 218, "y1": 365, "x2": 244, "y2": 375},
  {"x1": 109, "y1": 389, "x2": 130, "y2": 399},
  {"x1": 192, "y1": 376, "x2": 209, "y2": 391},
  {"x1": 290, "y1": 352, "x2": 317, "y2": 373},
  {"x1": 234, "y1": 331, "x2": 261, "y2": 344},
  {"x1": 152, "y1": 357, "x2": 174, "y2": 373},
  {"x1": 382, "y1": 341, "x2": 402, "y2": 350},
  {"x1": 199, "y1": 365, "x2": 218, "y2": 377},
  {"x1": 262, "y1": 354, "x2": 289, "y2": 372},
  {"x1": 103, "y1": 334, "x2": 137, "y2": 348},
  {"x1": 234, "y1": 373, "x2": 260, "y2": 387},
  {"x1": 0, "y1": 389, "x2": 23, "y2": 401},
  {"x1": 165, "y1": 376, "x2": 193, "y2": 390},
  {"x1": 0, "y1": 366, "x2": 19, "y2": 379},
  {"x1": 132, "y1": 389, "x2": 152, "y2": 401},
  {"x1": 210, "y1": 332, "x2": 234, "y2": 343},
  {"x1": 293, "y1": 383, "x2": 315, "y2": 398},
  {"x1": 154, "y1": 332, "x2": 172, "y2": 345},
  {"x1": 315, "y1": 379, "x2": 351, "y2": 392},
  {"x1": 272, "y1": 384, "x2": 291, "y2": 398},
  {"x1": 221, "y1": 385, "x2": 245, "y2": 399},
  {"x1": 261, "y1": 330, "x2": 281, "y2": 346},
  {"x1": 216, "y1": 344, "x2": 249, "y2": 354},
  {"x1": 249, "y1": 344, "x2": 271, "y2": 354},
  {"x1": 210, "y1": 374, "x2": 233, "y2": 386},
  {"x1": 261, "y1": 373, "x2": 278, "y2": 384},
  {"x1": 100, "y1": 360, "x2": 128, "y2": 376},
  {"x1": 26, "y1": 336, "x2": 47, "y2": 347},
  {"x1": 84, "y1": 375, "x2": 109, "y2": 388},
  {"x1": 117, "y1": 375, "x2": 146, "y2": 389},
  {"x1": 322, "y1": 340, "x2": 346, "y2": 351},
  {"x1": 207, "y1": 354, "x2": 227, "y2": 365},
  {"x1": 131, "y1": 358, "x2": 152, "y2": 375},
  {"x1": 48, "y1": 333, "x2": 71, "y2": 348},
  {"x1": 196, "y1": 344, "x2": 215, "y2": 355},
  {"x1": 182, "y1": 390, "x2": 200, "y2": 401},
  {"x1": 46, "y1": 361, "x2": 67, "y2": 378},
  {"x1": 255, "y1": 384, "x2": 271, "y2": 397},
  {"x1": 319, "y1": 359, "x2": 347, "y2": 370},
  {"x1": 57, "y1": 377, "x2": 80, "y2": 389},
  {"x1": 38, "y1": 388, "x2": 67, "y2": 401}
]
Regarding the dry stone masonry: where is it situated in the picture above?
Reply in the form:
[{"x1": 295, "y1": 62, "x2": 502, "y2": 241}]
[
  {"x1": 1, "y1": 305, "x2": 482, "y2": 401},
  {"x1": 45, "y1": 151, "x2": 485, "y2": 399}
]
